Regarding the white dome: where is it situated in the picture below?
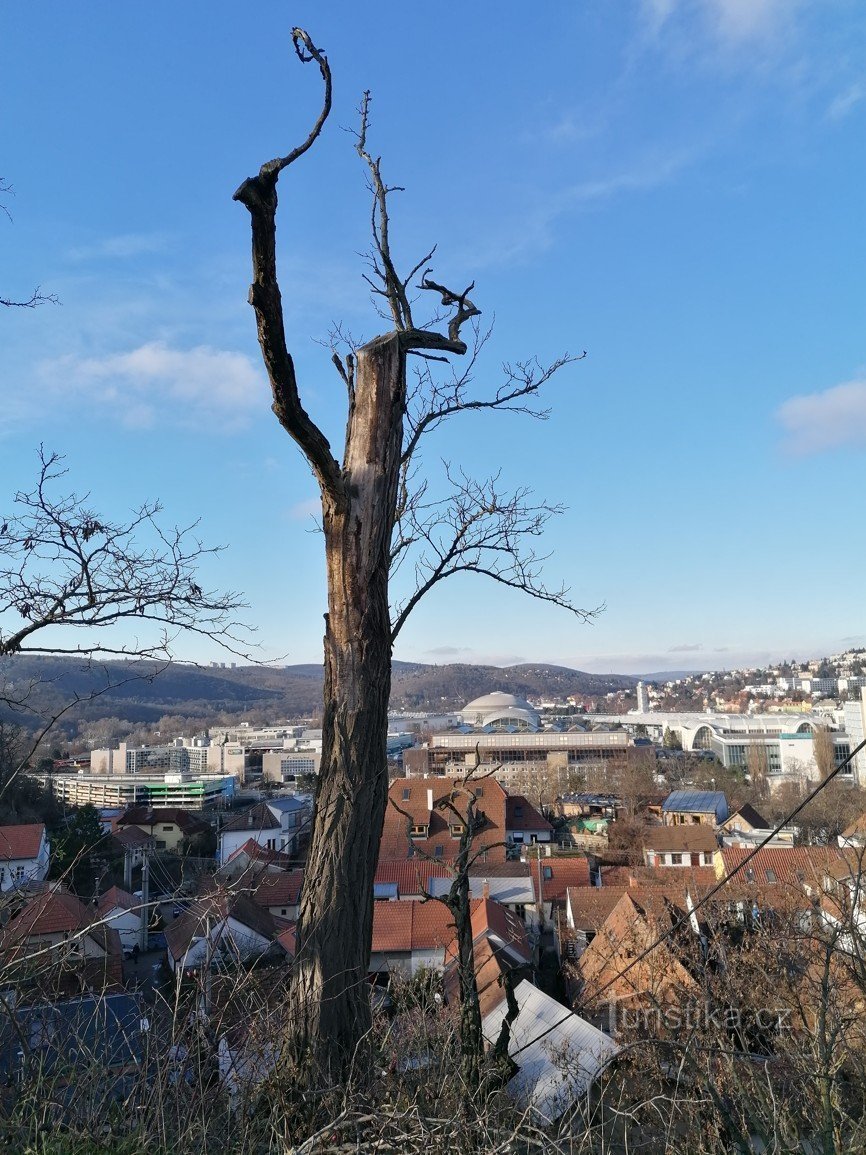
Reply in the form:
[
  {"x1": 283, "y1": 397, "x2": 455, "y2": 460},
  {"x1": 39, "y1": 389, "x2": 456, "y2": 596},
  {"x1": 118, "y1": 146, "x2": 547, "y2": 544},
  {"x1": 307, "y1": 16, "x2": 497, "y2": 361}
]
[{"x1": 461, "y1": 691, "x2": 540, "y2": 731}]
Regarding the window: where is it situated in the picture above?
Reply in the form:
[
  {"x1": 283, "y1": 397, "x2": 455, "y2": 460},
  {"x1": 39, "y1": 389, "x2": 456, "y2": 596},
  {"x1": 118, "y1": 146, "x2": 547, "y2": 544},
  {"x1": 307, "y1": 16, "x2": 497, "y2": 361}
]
[
  {"x1": 475, "y1": 786, "x2": 483, "y2": 798},
  {"x1": 410, "y1": 824, "x2": 428, "y2": 838},
  {"x1": 543, "y1": 866, "x2": 553, "y2": 881},
  {"x1": 162, "y1": 825, "x2": 174, "y2": 832},
  {"x1": 281, "y1": 908, "x2": 287, "y2": 916},
  {"x1": 514, "y1": 806, "x2": 524, "y2": 820},
  {"x1": 402, "y1": 788, "x2": 411, "y2": 801},
  {"x1": 434, "y1": 846, "x2": 444, "y2": 858},
  {"x1": 765, "y1": 868, "x2": 777, "y2": 883},
  {"x1": 670, "y1": 853, "x2": 683, "y2": 865},
  {"x1": 745, "y1": 867, "x2": 755, "y2": 882},
  {"x1": 450, "y1": 823, "x2": 465, "y2": 837}
]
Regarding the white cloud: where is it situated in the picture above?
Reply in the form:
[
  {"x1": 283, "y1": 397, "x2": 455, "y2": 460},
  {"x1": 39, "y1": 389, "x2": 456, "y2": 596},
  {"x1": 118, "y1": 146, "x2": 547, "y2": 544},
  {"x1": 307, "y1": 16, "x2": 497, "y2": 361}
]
[
  {"x1": 66, "y1": 233, "x2": 169, "y2": 261},
  {"x1": 41, "y1": 341, "x2": 267, "y2": 431},
  {"x1": 776, "y1": 377, "x2": 866, "y2": 455},
  {"x1": 642, "y1": 0, "x2": 799, "y2": 42},
  {"x1": 827, "y1": 82, "x2": 865, "y2": 121}
]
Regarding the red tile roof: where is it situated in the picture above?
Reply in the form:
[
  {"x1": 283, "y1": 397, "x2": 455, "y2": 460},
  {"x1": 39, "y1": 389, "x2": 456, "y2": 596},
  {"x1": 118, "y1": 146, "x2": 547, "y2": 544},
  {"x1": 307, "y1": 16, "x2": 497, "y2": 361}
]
[
  {"x1": 221, "y1": 803, "x2": 280, "y2": 833},
  {"x1": 224, "y1": 837, "x2": 295, "y2": 868},
  {"x1": 118, "y1": 808, "x2": 210, "y2": 835},
  {"x1": 252, "y1": 870, "x2": 304, "y2": 909},
  {"x1": 537, "y1": 857, "x2": 591, "y2": 903},
  {"x1": 719, "y1": 845, "x2": 846, "y2": 889},
  {"x1": 374, "y1": 859, "x2": 453, "y2": 896},
  {"x1": 97, "y1": 886, "x2": 140, "y2": 916},
  {"x1": 0, "y1": 823, "x2": 45, "y2": 861},
  {"x1": 371, "y1": 900, "x2": 454, "y2": 954},
  {"x1": 643, "y1": 826, "x2": 718, "y2": 853},
  {"x1": 380, "y1": 777, "x2": 509, "y2": 863}
]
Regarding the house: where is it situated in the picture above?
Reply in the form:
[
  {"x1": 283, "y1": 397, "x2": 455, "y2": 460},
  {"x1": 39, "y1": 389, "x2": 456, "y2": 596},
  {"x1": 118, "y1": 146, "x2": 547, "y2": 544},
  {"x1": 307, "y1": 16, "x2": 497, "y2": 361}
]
[
  {"x1": 0, "y1": 890, "x2": 124, "y2": 999},
  {"x1": 251, "y1": 870, "x2": 304, "y2": 921},
  {"x1": 381, "y1": 777, "x2": 510, "y2": 863},
  {"x1": 218, "y1": 798, "x2": 311, "y2": 864},
  {"x1": 534, "y1": 857, "x2": 592, "y2": 923},
  {"x1": 661, "y1": 790, "x2": 728, "y2": 827},
  {"x1": 505, "y1": 795, "x2": 553, "y2": 845},
  {"x1": 642, "y1": 824, "x2": 718, "y2": 868},
  {"x1": 96, "y1": 885, "x2": 146, "y2": 952},
  {"x1": 217, "y1": 837, "x2": 296, "y2": 880},
  {"x1": 577, "y1": 889, "x2": 702, "y2": 1013},
  {"x1": 441, "y1": 896, "x2": 614, "y2": 1124},
  {"x1": 426, "y1": 873, "x2": 540, "y2": 929},
  {"x1": 163, "y1": 890, "x2": 287, "y2": 972},
  {"x1": 0, "y1": 993, "x2": 147, "y2": 1105},
  {"x1": 115, "y1": 807, "x2": 211, "y2": 854},
  {"x1": 0, "y1": 823, "x2": 50, "y2": 891},
  {"x1": 369, "y1": 899, "x2": 455, "y2": 976},
  {"x1": 720, "y1": 803, "x2": 795, "y2": 848},
  {"x1": 110, "y1": 823, "x2": 156, "y2": 863}
]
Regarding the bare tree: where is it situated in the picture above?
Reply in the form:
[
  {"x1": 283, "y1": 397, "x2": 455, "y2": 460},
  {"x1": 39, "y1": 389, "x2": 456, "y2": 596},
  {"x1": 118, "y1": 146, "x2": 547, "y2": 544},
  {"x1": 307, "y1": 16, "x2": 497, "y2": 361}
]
[
  {"x1": 0, "y1": 177, "x2": 58, "y2": 309},
  {"x1": 813, "y1": 724, "x2": 836, "y2": 782},
  {"x1": 234, "y1": 29, "x2": 592, "y2": 1075},
  {"x1": 0, "y1": 449, "x2": 248, "y2": 788}
]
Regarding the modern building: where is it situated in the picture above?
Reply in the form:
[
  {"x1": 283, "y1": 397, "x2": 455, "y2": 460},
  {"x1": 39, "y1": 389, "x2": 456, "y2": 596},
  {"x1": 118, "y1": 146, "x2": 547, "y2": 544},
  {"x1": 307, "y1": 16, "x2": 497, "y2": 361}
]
[
  {"x1": 89, "y1": 737, "x2": 246, "y2": 782},
  {"x1": 36, "y1": 771, "x2": 235, "y2": 810},
  {"x1": 460, "y1": 692, "x2": 541, "y2": 731},
  {"x1": 404, "y1": 729, "x2": 630, "y2": 793}
]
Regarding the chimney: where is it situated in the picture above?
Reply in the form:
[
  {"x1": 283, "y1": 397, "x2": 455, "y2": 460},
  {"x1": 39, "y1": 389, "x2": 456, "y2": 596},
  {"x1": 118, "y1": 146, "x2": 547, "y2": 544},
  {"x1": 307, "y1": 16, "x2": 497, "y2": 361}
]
[
  {"x1": 482, "y1": 879, "x2": 490, "y2": 900},
  {"x1": 248, "y1": 811, "x2": 253, "y2": 828},
  {"x1": 427, "y1": 788, "x2": 433, "y2": 812}
]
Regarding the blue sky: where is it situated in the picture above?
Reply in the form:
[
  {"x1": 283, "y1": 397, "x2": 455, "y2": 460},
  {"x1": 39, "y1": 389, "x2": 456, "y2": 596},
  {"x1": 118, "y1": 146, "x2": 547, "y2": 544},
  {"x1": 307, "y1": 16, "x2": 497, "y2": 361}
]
[{"x1": 2, "y1": 1, "x2": 865, "y2": 675}]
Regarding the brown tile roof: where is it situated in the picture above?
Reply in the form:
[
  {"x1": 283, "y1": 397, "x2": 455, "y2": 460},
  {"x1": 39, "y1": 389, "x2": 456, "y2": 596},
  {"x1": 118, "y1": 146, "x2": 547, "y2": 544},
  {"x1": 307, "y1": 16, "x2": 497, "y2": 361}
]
[
  {"x1": 537, "y1": 857, "x2": 591, "y2": 904},
  {"x1": 374, "y1": 859, "x2": 453, "y2": 895},
  {"x1": 506, "y1": 796, "x2": 553, "y2": 833},
  {"x1": 566, "y1": 886, "x2": 631, "y2": 933},
  {"x1": 221, "y1": 803, "x2": 280, "y2": 833},
  {"x1": 0, "y1": 823, "x2": 45, "y2": 861},
  {"x1": 469, "y1": 897, "x2": 531, "y2": 963},
  {"x1": 164, "y1": 890, "x2": 283, "y2": 963},
  {"x1": 117, "y1": 807, "x2": 210, "y2": 835},
  {"x1": 600, "y1": 865, "x2": 718, "y2": 890},
  {"x1": 719, "y1": 845, "x2": 846, "y2": 889},
  {"x1": 252, "y1": 870, "x2": 304, "y2": 909},
  {"x1": 723, "y1": 803, "x2": 770, "y2": 830},
  {"x1": 643, "y1": 826, "x2": 718, "y2": 853},
  {"x1": 371, "y1": 900, "x2": 454, "y2": 954},
  {"x1": 380, "y1": 776, "x2": 509, "y2": 864},
  {"x1": 111, "y1": 826, "x2": 155, "y2": 850},
  {"x1": 97, "y1": 886, "x2": 140, "y2": 916}
]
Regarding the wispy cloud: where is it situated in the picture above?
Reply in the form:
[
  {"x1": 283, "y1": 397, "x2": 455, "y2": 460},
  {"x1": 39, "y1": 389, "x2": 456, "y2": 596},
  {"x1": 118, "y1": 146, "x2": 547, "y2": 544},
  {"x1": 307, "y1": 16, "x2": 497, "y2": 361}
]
[
  {"x1": 776, "y1": 377, "x2": 866, "y2": 455},
  {"x1": 66, "y1": 233, "x2": 169, "y2": 261},
  {"x1": 827, "y1": 82, "x2": 865, "y2": 121},
  {"x1": 426, "y1": 645, "x2": 472, "y2": 657},
  {"x1": 669, "y1": 642, "x2": 704, "y2": 652},
  {"x1": 40, "y1": 341, "x2": 267, "y2": 431},
  {"x1": 641, "y1": 0, "x2": 801, "y2": 44}
]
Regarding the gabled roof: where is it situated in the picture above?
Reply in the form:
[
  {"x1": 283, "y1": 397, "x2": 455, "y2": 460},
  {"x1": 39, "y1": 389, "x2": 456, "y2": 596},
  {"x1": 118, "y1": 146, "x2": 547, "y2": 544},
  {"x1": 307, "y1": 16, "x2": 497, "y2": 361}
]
[
  {"x1": 380, "y1": 776, "x2": 509, "y2": 863},
  {"x1": 722, "y1": 802, "x2": 770, "y2": 830},
  {"x1": 536, "y1": 857, "x2": 591, "y2": 903},
  {"x1": 223, "y1": 838, "x2": 295, "y2": 868},
  {"x1": 252, "y1": 870, "x2": 304, "y2": 909},
  {"x1": 0, "y1": 823, "x2": 45, "y2": 861},
  {"x1": 374, "y1": 859, "x2": 453, "y2": 896},
  {"x1": 111, "y1": 825, "x2": 155, "y2": 850},
  {"x1": 643, "y1": 825, "x2": 718, "y2": 853},
  {"x1": 97, "y1": 886, "x2": 140, "y2": 916},
  {"x1": 164, "y1": 891, "x2": 283, "y2": 963},
  {"x1": 371, "y1": 899, "x2": 454, "y2": 954},
  {"x1": 0, "y1": 994, "x2": 144, "y2": 1078},
  {"x1": 505, "y1": 796, "x2": 553, "y2": 833},
  {"x1": 117, "y1": 807, "x2": 210, "y2": 835},
  {"x1": 662, "y1": 790, "x2": 726, "y2": 814},
  {"x1": 221, "y1": 803, "x2": 280, "y2": 833}
]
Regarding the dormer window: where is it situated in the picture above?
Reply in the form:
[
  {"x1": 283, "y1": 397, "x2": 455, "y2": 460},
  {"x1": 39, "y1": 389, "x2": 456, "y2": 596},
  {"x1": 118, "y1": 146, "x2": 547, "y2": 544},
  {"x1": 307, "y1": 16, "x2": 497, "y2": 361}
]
[
  {"x1": 410, "y1": 824, "x2": 428, "y2": 838},
  {"x1": 450, "y1": 823, "x2": 466, "y2": 837}
]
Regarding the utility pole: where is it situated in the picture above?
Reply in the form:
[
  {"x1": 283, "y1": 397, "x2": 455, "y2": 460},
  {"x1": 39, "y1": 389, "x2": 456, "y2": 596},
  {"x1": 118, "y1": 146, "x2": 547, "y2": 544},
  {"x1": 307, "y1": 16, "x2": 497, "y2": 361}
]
[
  {"x1": 123, "y1": 847, "x2": 133, "y2": 892},
  {"x1": 138, "y1": 849, "x2": 149, "y2": 952}
]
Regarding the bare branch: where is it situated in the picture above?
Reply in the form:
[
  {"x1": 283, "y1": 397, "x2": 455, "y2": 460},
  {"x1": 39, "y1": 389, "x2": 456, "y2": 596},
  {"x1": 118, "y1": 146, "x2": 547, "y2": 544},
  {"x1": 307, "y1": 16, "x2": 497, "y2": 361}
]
[
  {"x1": 419, "y1": 274, "x2": 482, "y2": 346},
  {"x1": 0, "y1": 449, "x2": 250, "y2": 662},
  {"x1": 390, "y1": 464, "x2": 600, "y2": 640},
  {"x1": 233, "y1": 31, "x2": 344, "y2": 504}
]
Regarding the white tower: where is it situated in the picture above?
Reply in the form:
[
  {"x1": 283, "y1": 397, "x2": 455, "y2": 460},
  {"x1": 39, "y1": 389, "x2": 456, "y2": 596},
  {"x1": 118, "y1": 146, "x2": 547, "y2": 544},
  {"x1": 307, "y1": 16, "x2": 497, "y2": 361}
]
[{"x1": 636, "y1": 681, "x2": 650, "y2": 713}]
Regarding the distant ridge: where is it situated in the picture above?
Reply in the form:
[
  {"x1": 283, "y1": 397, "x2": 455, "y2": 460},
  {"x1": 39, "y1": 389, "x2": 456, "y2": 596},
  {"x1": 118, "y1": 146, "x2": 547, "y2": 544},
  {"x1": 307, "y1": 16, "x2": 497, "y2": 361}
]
[{"x1": 0, "y1": 654, "x2": 637, "y2": 732}]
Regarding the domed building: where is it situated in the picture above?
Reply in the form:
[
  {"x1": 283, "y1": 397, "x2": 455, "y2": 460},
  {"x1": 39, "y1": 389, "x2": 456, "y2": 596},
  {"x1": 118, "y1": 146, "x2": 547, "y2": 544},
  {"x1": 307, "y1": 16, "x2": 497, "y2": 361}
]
[{"x1": 460, "y1": 691, "x2": 540, "y2": 732}]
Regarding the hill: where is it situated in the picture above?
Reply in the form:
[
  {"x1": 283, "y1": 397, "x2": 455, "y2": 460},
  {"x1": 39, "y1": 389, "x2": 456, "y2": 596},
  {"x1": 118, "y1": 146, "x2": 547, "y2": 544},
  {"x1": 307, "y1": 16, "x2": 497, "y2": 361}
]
[{"x1": 0, "y1": 654, "x2": 636, "y2": 735}]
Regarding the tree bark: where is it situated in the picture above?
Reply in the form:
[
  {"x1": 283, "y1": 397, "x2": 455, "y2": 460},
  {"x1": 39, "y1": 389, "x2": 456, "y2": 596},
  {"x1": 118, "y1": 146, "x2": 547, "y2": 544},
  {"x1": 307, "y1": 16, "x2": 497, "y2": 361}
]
[{"x1": 291, "y1": 334, "x2": 405, "y2": 1074}]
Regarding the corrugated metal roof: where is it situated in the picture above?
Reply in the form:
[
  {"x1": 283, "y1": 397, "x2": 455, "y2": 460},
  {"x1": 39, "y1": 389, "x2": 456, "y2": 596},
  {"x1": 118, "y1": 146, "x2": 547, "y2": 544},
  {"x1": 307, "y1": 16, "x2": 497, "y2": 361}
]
[
  {"x1": 482, "y1": 980, "x2": 617, "y2": 1123},
  {"x1": 662, "y1": 790, "x2": 726, "y2": 812}
]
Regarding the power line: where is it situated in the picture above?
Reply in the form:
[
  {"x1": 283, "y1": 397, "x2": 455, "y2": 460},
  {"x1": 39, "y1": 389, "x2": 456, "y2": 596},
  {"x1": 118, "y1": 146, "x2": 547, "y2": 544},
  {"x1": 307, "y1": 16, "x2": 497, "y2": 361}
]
[{"x1": 510, "y1": 735, "x2": 866, "y2": 1059}]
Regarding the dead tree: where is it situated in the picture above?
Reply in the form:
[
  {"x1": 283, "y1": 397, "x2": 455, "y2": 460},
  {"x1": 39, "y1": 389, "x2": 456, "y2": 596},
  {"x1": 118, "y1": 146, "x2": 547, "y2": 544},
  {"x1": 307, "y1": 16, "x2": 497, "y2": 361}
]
[
  {"x1": 235, "y1": 29, "x2": 592, "y2": 1077},
  {"x1": 0, "y1": 177, "x2": 57, "y2": 308}
]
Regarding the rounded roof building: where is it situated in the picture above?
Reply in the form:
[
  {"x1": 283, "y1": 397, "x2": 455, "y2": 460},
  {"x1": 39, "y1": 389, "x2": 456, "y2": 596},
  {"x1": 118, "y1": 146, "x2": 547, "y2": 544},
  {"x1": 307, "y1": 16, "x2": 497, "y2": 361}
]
[{"x1": 461, "y1": 691, "x2": 540, "y2": 732}]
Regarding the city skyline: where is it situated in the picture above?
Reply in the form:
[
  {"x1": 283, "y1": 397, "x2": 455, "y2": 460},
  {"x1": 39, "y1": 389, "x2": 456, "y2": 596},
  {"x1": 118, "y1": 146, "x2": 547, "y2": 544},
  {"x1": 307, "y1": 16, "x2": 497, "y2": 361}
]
[{"x1": 2, "y1": 3, "x2": 864, "y2": 676}]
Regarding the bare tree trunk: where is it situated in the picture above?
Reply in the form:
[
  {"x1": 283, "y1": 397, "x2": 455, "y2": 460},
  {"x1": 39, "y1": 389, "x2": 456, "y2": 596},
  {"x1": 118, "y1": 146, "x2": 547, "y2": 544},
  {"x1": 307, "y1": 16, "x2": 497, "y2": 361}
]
[{"x1": 292, "y1": 336, "x2": 405, "y2": 1073}]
